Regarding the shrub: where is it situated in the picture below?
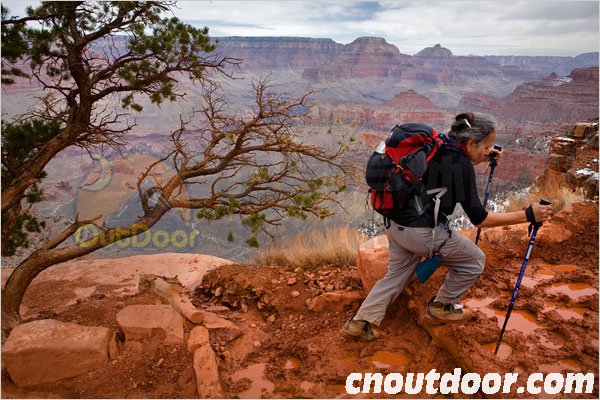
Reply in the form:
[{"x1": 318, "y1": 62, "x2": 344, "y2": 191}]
[{"x1": 255, "y1": 226, "x2": 364, "y2": 269}]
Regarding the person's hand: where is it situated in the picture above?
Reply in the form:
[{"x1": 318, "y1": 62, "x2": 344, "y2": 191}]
[
  {"x1": 488, "y1": 146, "x2": 503, "y2": 160},
  {"x1": 531, "y1": 203, "x2": 552, "y2": 222}
]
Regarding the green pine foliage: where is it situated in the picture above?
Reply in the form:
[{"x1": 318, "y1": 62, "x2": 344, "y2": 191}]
[
  {"x1": 1, "y1": 119, "x2": 60, "y2": 256},
  {"x1": 1, "y1": 2, "x2": 222, "y2": 256},
  {"x1": 1, "y1": 119, "x2": 61, "y2": 186}
]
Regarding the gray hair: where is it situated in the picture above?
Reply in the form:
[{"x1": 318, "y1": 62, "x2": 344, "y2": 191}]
[{"x1": 448, "y1": 112, "x2": 496, "y2": 144}]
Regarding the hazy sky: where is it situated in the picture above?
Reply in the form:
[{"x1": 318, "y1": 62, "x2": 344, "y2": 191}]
[{"x1": 3, "y1": 1, "x2": 599, "y2": 56}]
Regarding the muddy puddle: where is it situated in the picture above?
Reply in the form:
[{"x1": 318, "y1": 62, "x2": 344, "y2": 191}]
[
  {"x1": 549, "y1": 264, "x2": 578, "y2": 273},
  {"x1": 539, "y1": 358, "x2": 582, "y2": 374},
  {"x1": 370, "y1": 351, "x2": 410, "y2": 370},
  {"x1": 465, "y1": 298, "x2": 539, "y2": 335},
  {"x1": 543, "y1": 300, "x2": 593, "y2": 317},
  {"x1": 521, "y1": 270, "x2": 555, "y2": 287},
  {"x1": 232, "y1": 363, "x2": 275, "y2": 398},
  {"x1": 483, "y1": 342, "x2": 512, "y2": 360},
  {"x1": 547, "y1": 282, "x2": 597, "y2": 300},
  {"x1": 555, "y1": 307, "x2": 591, "y2": 320}
]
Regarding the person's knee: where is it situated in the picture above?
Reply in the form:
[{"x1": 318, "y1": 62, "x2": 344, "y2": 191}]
[{"x1": 473, "y1": 248, "x2": 486, "y2": 275}]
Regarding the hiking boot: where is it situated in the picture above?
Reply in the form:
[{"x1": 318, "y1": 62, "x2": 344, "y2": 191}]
[
  {"x1": 340, "y1": 316, "x2": 379, "y2": 341},
  {"x1": 425, "y1": 297, "x2": 473, "y2": 324}
]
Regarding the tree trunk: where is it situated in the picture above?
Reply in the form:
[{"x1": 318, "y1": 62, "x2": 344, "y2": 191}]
[
  {"x1": 1, "y1": 207, "x2": 168, "y2": 339},
  {"x1": 1, "y1": 250, "x2": 55, "y2": 338}
]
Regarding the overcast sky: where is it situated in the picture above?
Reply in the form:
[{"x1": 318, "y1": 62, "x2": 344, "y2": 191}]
[{"x1": 3, "y1": 1, "x2": 599, "y2": 56}]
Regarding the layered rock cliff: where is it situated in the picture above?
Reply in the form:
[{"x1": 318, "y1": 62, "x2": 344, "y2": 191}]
[
  {"x1": 484, "y1": 52, "x2": 600, "y2": 76},
  {"x1": 213, "y1": 36, "x2": 598, "y2": 79},
  {"x1": 213, "y1": 38, "x2": 567, "y2": 105},
  {"x1": 213, "y1": 36, "x2": 343, "y2": 69},
  {"x1": 304, "y1": 42, "x2": 545, "y2": 107},
  {"x1": 302, "y1": 37, "x2": 412, "y2": 80},
  {"x1": 458, "y1": 68, "x2": 599, "y2": 125},
  {"x1": 311, "y1": 88, "x2": 447, "y2": 132}
]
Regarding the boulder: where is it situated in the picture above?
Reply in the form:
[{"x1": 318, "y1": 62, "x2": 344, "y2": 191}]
[
  {"x1": 570, "y1": 123, "x2": 590, "y2": 139},
  {"x1": 569, "y1": 122, "x2": 598, "y2": 140},
  {"x1": 564, "y1": 168, "x2": 596, "y2": 189},
  {"x1": 548, "y1": 136, "x2": 577, "y2": 156},
  {"x1": 193, "y1": 345, "x2": 223, "y2": 398},
  {"x1": 308, "y1": 290, "x2": 365, "y2": 312},
  {"x1": 116, "y1": 304, "x2": 184, "y2": 345},
  {"x1": 533, "y1": 204, "x2": 574, "y2": 245},
  {"x1": 356, "y1": 247, "x2": 388, "y2": 294},
  {"x1": 481, "y1": 223, "x2": 528, "y2": 245},
  {"x1": 480, "y1": 227, "x2": 503, "y2": 245},
  {"x1": 3, "y1": 319, "x2": 116, "y2": 387},
  {"x1": 587, "y1": 133, "x2": 599, "y2": 150},
  {"x1": 546, "y1": 154, "x2": 571, "y2": 173},
  {"x1": 582, "y1": 176, "x2": 599, "y2": 199}
]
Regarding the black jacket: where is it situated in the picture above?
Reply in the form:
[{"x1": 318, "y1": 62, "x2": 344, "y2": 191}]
[{"x1": 390, "y1": 143, "x2": 488, "y2": 228}]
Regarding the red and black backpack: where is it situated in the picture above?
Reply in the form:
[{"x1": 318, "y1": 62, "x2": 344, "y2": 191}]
[{"x1": 366, "y1": 123, "x2": 444, "y2": 226}]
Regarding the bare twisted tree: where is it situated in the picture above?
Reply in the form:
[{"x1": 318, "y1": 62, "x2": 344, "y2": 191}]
[{"x1": 1, "y1": 2, "x2": 350, "y2": 334}]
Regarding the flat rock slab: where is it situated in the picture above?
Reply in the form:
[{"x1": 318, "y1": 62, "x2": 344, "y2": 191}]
[
  {"x1": 1, "y1": 253, "x2": 232, "y2": 319},
  {"x1": 199, "y1": 310, "x2": 236, "y2": 330},
  {"x1": 2, "y1": 319, "x2": 116, "y2": 387},
  {"x1": 116, "y1": 304, "x2": 184, "y2": 344}
]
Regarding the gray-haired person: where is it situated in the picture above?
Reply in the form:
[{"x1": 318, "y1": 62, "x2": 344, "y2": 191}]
[{"x1": 342, "y1": 112, "x2": 551, "y2": 341}]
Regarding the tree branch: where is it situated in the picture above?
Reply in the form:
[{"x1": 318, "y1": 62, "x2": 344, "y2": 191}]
[{"x1": 41, "y1": 213, "x2": 102, "y2": 250}]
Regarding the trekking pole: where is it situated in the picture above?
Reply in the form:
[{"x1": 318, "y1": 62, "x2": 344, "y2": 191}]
[
  {"x1": 494, "y1": 199, "x2": 551, "y2": 355},
  {"x1": 475, "y1": 144, "x2": 503, "y2": 245}
]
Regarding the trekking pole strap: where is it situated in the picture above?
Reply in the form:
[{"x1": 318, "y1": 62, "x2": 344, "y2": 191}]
[
  {"x1": 525, "y1": 204, "x2": 545, "y2": 236},
  {"x1": 426, "y1": 187, "x2": 447, "y2": 257}
]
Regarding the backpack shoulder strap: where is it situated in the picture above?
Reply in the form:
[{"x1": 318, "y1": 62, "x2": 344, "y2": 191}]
[{"x1": 425, "y1": 187, "x2": 447, "y2": 257}]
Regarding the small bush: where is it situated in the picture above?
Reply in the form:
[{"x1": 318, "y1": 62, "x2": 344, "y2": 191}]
[
  {"x1": 255, "y1": 226, "x2": 364, "y2": 269},
  {"x1": 501, "y1": 180, "x2": 585, "y2": 214}
]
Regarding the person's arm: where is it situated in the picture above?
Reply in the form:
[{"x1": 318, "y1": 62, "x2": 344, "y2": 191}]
[
  {"x1": 476, "y1": 204, "x2": 552, "y2": 228},
  {"x1": 458, "y1": 157, "x2": 552, "y2": 229}
]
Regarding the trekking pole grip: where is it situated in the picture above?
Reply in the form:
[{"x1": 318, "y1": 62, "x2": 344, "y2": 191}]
[
  {"x1": 536, "y1": 199, "x2": 551, "y2": 227},
  {"x1": 488, "y1": 144, "x2": 503, "y2": 167}
]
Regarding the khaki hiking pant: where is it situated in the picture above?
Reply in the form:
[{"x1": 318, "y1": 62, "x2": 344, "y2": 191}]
[{"x1": 354, "y1": 220, "x2": 485, "y2": 326}]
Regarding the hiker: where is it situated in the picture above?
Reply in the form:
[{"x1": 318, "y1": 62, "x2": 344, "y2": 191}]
[{"x1": 342, "y1": 112, "x2": 552, "y2": 341}]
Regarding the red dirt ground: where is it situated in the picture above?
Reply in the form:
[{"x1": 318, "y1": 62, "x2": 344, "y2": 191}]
[{"x1": 1, "y1": 203, "x2": 598, "y2": 398}]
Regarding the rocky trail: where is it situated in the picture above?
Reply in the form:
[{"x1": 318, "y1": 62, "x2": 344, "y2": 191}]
[{"x1": 1, "y1": 201, "x2": 597, "y2": 399}]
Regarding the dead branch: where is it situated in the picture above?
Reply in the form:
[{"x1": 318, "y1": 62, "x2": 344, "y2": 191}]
[{"x1": 138, "y1": 274, "x2": 204, "y2": 324}]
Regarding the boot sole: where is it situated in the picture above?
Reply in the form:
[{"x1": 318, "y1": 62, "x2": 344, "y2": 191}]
[
  {"x1": 424, "y1": 310, "x2": 474, "y2": 325},
  {"x1": 339, "y1": 327, "x2": 379, "y2": 342}
]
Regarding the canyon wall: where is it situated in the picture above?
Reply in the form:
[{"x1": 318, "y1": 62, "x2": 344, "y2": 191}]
[
  {"x1": 484, "y1": 52, "x2": 599, "y2": 76},
  {"x1": 213, "y1": 37, "x2": 343, "y2": 69},
  {"x1": 458, "y1": 68, "x2": 599, "y2": 125}
]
